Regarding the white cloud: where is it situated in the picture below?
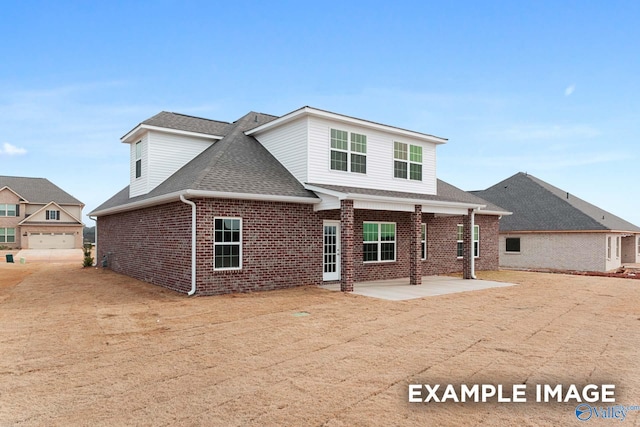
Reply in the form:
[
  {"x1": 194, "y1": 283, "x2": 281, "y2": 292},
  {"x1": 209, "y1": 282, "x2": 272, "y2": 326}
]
[
  {"x1": 0, "y1": 142, "x2": 27, "y2": 156},
  {"x1": 565, "y1": 84, "x2": 576, "y2": 96}
]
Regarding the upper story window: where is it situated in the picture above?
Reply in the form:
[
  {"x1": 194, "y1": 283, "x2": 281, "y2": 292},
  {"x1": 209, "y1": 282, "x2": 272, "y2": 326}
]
[
  {"x1": 135, "y1": 141, "x2": 142, "y2": 178},
  {"x1": 394, "y1": 142, "x2": 422, "y2": 181},
  {"x1": 330, "y1": 129, "x2": 366, "y2": 174},
  {"x1": 46, "y1": 210, "x2": 60, "y2": 221},
  {"x1": 0, "y1": 204, "x2": 18, "y2": 217}
]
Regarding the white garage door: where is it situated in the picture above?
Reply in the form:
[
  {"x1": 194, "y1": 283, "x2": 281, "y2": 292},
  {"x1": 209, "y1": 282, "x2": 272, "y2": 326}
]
[{"x1": 29, "y1": 233, "x2": 75, "y2": 249}]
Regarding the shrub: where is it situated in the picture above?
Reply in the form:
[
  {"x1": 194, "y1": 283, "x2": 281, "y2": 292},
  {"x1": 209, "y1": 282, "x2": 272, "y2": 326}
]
[{"x1": 83, "y1": 244, "x2": 94, "y2": 268}]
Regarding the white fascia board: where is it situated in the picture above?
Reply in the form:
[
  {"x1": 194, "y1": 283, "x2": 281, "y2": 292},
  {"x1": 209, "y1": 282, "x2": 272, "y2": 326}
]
[
  {"x1": 305, "y1": 184, "x2": 485, "y2": 212},
  {"x1": 89, "y1": 190, "x2": 319, "y2": 217},
  {"x1": 121, "y1": 124, "x2": 224, "y2": 144},
  {"x1": 246, "y1": 106, "x2": 447, "y2": 144},
  {"x1": 477, "y1": 209, "x2": 512, "y2": 216}
]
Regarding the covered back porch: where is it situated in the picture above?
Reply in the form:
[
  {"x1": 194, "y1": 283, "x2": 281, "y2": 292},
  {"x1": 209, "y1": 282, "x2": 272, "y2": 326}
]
[{"x1": 307, "y1": 183, "x2": 509, "y2": 292}]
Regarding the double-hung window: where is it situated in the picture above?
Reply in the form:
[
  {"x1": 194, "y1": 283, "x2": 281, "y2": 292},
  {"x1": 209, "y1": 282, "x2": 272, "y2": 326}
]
[
  {"x1": 214, "y1": 217, "x2": 242, "y2": 270},
  {"x1": 135, "y1": 141, "x2": 142, "y2": 179},
  {"x1": 421, "y1": 223, "x2": 427, "y2": 260},
  {"x1": 0, "y1": 228, "x2": 15, "y2": 243},
  {"x1": 505, "y1": 237, "x2": 521, "y2": 253},
  {"x1": 330, "y1": 129, "x2": 366, "y2": 173},
  {"x1": 46, "y1": 210, "x2": 60, "y2": 220},
  {"x1": 0, "y1": 204, "x2": 18, "y2": 217},
  {"x1": 363, "y1": 222, "x2": 396, "y2": 262},
  {"x1": 456, "y1": 224, "x2": 480, "y2": 258},
  {"x1": 393, "y1": 142, "x2": 422, "y2": 181}
]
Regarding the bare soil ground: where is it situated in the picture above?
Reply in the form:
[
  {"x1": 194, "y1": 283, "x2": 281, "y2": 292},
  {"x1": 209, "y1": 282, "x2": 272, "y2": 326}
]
[{"x1": 1, "y1": 261, "x2": 639, "y2": 426}]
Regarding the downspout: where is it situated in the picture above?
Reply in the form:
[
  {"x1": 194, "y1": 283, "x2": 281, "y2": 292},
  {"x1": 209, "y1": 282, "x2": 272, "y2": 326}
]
[
  {"x1": 89, "y1": 215, "x2": 97, "y2": 267},
  {"x1": 180, "y1": 194, "x2": 197, "y2": 296},
  {"x1": 470, "y1": 209, "x2": 477, "y2": 279}
]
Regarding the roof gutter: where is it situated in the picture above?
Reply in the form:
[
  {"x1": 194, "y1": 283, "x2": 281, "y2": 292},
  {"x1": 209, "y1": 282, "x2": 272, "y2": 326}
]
[
  {"x1": 180, "y1": 195, "x2": 197, "y2": 296},
  {"x1": 89, "y1": 189, "x2": 320, "y2": 217}
]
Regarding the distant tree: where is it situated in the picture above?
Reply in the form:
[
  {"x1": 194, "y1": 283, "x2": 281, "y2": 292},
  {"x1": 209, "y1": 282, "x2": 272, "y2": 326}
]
[{"x1": 83, "y1": 226, "x2": 95, "y2": 244}]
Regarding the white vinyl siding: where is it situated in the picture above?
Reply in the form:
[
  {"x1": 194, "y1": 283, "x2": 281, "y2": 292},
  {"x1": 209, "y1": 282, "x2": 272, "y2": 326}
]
[
  {"x1": 129, "y1": 130, "x2": 214, "y2": 197},
  {"x1": 307, "y1": 116, "x2": 437, "y2": 194},
  {"x1": 251, "y1": 116, "x2": 308, "y2": 183}
]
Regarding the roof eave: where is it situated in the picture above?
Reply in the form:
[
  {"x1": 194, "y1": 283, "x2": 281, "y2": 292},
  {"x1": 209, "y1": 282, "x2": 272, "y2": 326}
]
[
  {"x1": 245, "y1": 106, "x2": 448, "y2": 144},
  {"x1": 89, "y1": 189, "x2": 319, "y2": 217},
  {"x1": 121, "y1": 124, "x2": 225, "y2": 144}
]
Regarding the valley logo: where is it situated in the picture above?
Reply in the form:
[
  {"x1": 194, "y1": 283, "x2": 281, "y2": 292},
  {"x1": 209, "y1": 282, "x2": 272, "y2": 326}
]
[{"x1": 575, "y1": 403, "x2": 640, "y2": 422}]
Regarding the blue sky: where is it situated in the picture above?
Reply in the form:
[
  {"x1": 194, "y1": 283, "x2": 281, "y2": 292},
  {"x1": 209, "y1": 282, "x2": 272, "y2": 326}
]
[{"x1": 1, "y1": 1, "x2": 638, "y2": 226}]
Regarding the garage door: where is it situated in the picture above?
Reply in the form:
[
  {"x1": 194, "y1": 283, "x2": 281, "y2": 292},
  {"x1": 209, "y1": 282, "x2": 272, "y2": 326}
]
[{"x1": 29, "y1": 233, "x2": 75, "y2": 249}]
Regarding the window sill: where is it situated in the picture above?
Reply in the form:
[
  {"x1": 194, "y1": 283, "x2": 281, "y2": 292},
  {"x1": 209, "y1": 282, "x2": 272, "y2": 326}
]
[{"x1": 363, "y1": 260, "x2": 396, "y2": 265}]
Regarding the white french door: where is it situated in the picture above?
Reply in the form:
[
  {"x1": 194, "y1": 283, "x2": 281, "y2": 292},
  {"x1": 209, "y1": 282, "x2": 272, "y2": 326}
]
[{"x1": 323, "y1": 220, "x2": 341, "y2": 281}]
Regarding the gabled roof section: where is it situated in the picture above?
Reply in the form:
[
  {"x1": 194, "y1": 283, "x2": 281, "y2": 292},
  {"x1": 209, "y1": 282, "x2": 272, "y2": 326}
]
[
  {"x1": 92, "y1": 112, "x2": 318, "y2": 215},
  {"x1": 0, "y1": 176, "x2": 83, "y2": 205},
  {"x1": 245, "y1": 106, "x2": 448, "y2": 144},
  {"x1": 121, "y1": 111, "x2": 234, "y2": 143},
  {"x1": 471, "y1": 172, "x2": 640, "y2": 232},
  {"x1": 19, "y1": 201, "x2": 82, "y2": 225}
]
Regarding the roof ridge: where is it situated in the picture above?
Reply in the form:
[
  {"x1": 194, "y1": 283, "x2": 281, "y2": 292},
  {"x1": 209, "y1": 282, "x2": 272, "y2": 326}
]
[{"x1": 164, "y1": 111, "x2": 231, "y2": 125}]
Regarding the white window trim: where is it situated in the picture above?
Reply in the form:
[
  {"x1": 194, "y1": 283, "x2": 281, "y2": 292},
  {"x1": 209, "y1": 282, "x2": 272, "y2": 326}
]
[
  {"x1": 456, "y1": 224, "x2": 479, "y2": 259},
  {"x1": 0, "y1": 227, "x2": 16, "y2": 243},
  {"x1": 616, "y1": 236, "x2": 621, "y2": 259},
  {"x1": 0, "y1": 204, "x2": 17, "y2": 217},
  {"x1": 363, "y1": 221, "x2": 396, "y2": 263},
  {"x1": 135, "y1": 140, "x2": 142, "y2": 179},
  {"x1": 46, "y1": 210, "x2": 60, "y2": 221},
  {"x1": 393, "y1": 141, "x2": 423, "y2": 181},
  {"x1": 213, "y1": 217, "x2": 243, "y2": 271},
  {"x1": 421, "y1": 223, "x2": 427, "y2": 260},
  {"x1": 637, "y1": 236, "x2": 640, "y2": 257},
  {"x1": 329, "y1": 128, "x2": 367, "y2": 174},
  {"x1": 505, "y1": 237, "x2": 521, "y2": 254},
  {"x1": 607, "y1": 236, "x2": 612, "y2": 260}
]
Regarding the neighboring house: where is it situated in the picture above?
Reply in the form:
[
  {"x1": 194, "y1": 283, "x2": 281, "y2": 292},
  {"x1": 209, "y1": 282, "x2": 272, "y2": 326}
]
[
  {"x1": 472, "y1": 172, "x2": 640, "y2": 272},
  {"x1": 0, "y1": 176, "x2": 85, "y2": 249},
  {"x1": 90, "y1": 107, "x2": 509, "y2": 295}
]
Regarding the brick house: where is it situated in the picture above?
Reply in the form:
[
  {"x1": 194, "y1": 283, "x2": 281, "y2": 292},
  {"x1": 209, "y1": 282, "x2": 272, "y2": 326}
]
[
  {"x1": 472, "y1": 172, "x2": 640, "y2": 272},
  {"x1": 91, "y1": 107, "x2": 509, "y2": 295},
  {"x1": 0, "y1": 176, "x2": 84, "y2": 249}
]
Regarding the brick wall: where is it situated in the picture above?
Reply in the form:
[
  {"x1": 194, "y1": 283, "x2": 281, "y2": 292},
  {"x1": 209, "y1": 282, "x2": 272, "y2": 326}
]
[
  {"x1": 98, "y1": 202, "x2": 193, "y2": 293},
  {"x1": 195, "y1": 199, "x2": 323, "y2": 295},
  {"x1": 97, "y1": 200, "x2": 501, "y2": 296}
]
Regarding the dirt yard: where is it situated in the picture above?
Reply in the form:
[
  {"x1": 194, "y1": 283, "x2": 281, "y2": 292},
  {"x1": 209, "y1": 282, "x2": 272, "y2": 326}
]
[{"x1": 1, "y1": 261, "x2": 639, "y2": 426}]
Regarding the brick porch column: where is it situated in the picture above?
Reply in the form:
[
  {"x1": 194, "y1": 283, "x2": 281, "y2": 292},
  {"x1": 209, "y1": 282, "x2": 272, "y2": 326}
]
[
  {"x1": 463, "y1": 208, "x2": 473, "y2": 279},
  {"x1": 340, "y1": 199, "x2": 354, "y2": 292},
  {"x1": 410, "y1": 204, "x2": 422, "y2": 285}
]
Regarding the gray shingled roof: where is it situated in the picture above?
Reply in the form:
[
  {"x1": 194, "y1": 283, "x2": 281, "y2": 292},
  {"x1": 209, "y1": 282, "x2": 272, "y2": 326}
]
[
  {"x1": 307, "y1": 180, "x2": 508, "y2": 213},
  {"x1": 471, "y1": 172, "x2": 640, "y2": 232},
  {"x1": 123, "y1": 111, "x2": 233, "y2": 139},
  {"x1": 0, "y1": 176, "x2": 83, "y2": 205},
  {"x1": 94, "y1": 112, "x2": 318, "y2": 213}
]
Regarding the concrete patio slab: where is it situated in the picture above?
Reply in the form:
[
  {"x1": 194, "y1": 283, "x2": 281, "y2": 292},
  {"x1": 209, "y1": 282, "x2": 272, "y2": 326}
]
[{"x1": 320, "y1": 275, "x2": 517, "y2": 301}]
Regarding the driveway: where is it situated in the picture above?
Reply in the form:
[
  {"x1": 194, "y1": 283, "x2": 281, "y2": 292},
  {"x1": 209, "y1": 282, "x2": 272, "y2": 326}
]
[{"x1": 14, "y1": 249, "x2": 83, "y2": 263}]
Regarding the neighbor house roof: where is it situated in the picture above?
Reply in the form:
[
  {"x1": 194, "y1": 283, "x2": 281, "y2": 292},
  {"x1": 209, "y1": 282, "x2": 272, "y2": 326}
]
[
  {"x1": 306, "y1": 180, "x2": 509, "y2": 214},
  {"x1": 471, "y1": 172, "x2": 640, "y2": 232},
  {"x1": 0, "y1": 176, "x2": 83, "y2": 205},
  {"x1": 92, "y1": 112, "x2": 318, "y2": 215}
]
